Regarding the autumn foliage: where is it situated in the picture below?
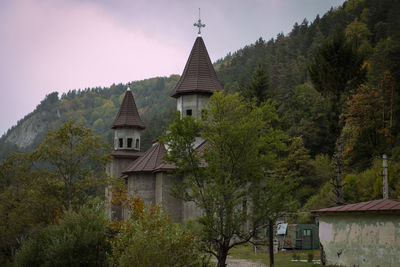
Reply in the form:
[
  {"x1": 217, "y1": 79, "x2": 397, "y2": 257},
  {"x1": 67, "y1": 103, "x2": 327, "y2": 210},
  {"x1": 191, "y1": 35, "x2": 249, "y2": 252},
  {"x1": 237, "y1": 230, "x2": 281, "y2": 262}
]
[{"x1": 108, "y1": 186, "x2": 208, "y2": 267}]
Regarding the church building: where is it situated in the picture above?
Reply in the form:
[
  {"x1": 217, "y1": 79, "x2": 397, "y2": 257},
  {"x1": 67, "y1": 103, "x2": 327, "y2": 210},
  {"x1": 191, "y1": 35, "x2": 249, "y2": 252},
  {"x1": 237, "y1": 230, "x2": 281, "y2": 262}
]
[{"x1": 107, "y1": 25, "x2": 223, "y2": 222}]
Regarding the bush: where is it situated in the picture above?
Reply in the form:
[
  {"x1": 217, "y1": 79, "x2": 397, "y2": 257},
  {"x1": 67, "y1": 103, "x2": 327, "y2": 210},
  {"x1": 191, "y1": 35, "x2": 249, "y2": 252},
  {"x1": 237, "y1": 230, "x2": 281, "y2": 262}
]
[
  {"x1": 291, "y1": 252, "x2": 300, "y2": 261},
  {"x1": 14, "y1": 202, "x2": 111, "y2": 267},
  {"x1": 109, "y1": 193, "x2": 208, "y2": 267},
  {"x1": 307, "y1": 252, "x2": 314, "y2": 262}
]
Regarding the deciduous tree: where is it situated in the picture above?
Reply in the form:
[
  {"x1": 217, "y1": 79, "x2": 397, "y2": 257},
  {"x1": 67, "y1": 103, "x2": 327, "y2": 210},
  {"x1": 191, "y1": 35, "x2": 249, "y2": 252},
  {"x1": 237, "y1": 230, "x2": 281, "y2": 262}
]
[
  {"x1": 14, "y1": 201, "x2": 111, "y2": 267},
  {"x1": 162, "y1": 92, "x2": 294, "y2": 267},
  {"x1": 34, "y1": 120, "x2": 111, "y2": 211}
]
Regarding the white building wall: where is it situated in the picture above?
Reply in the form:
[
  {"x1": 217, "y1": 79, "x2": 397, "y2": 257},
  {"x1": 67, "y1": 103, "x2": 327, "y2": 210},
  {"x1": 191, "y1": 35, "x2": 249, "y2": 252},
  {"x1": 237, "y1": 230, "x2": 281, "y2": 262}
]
[
  {"x1": 177, "y1": 94, "x2": 210, "y2": 120},
  {"x1": 114, "y1": 128, "x2": 142, "y2": 150}
]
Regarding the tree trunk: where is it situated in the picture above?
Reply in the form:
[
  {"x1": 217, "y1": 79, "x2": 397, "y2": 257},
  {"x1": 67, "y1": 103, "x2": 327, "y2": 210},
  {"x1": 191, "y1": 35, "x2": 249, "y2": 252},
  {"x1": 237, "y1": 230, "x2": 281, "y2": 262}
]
[
  {"x1": 390, "y1": 82, "x2": 394, "y2": 146},
  {"x1": 269, "y1": 220, "x2": 274, "y2": 267},
  {"x1": 217, "y1": 246, "x2": 228, "y2": 267},
  {"x1": 335, "y1": 93, "x2": 343, "y2": 205},
  {"x1": 336, "y1": 135, "x2": 343, "y2": 205}
]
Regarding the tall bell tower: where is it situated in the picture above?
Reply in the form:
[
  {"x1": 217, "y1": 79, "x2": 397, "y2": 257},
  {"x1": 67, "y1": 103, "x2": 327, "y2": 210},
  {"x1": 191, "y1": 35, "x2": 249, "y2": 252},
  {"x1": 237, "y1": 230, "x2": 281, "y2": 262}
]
[{"x1": 170, "y1": 11, "x2": 223, "y2": 120}]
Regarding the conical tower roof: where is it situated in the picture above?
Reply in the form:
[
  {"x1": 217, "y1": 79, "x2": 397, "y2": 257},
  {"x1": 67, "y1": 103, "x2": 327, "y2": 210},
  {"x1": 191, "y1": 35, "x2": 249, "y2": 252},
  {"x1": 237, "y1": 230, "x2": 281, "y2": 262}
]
[
  {"x1": 170, "y1": 37, "x2": 223, "y2": 98},
  {"x1": 111, "y1": 89, "x2": 145, "y2": 129}
]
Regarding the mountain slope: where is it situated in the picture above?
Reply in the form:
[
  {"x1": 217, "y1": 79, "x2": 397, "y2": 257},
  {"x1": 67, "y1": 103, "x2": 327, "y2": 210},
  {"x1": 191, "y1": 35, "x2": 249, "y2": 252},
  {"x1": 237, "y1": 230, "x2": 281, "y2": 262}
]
[
  {"x1": 0, "y1": 76, "x2": 179, "y2": 159},
  {"x1": 1, "y1": 0, "x2": 400, "y2": 164}
]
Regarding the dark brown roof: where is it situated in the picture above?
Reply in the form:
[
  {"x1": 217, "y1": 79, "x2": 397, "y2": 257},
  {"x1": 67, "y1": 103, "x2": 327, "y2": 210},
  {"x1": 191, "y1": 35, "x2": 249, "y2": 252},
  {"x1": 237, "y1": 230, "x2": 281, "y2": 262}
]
[
  {"x1": 312, "y1": 199, "x2": 400, "y2": 214},
  {"x1": 123, "y1": 140, "x2": 211, "y2": 174},
  {"x1": 111, "y1": 150, "x2": 144, "y2": 159},
  {"x1": 153, "y1": 162, "x2": 176, "y2": 172},
  {"x1": 170, "y1": 37, "x2": 223, "y2": 98},
  {"x1": 111, "y1": 90, "x2": 145, "y2": 129},
  {"x1": 123, "y1": 143, "x2": 170, "y2": 173}
]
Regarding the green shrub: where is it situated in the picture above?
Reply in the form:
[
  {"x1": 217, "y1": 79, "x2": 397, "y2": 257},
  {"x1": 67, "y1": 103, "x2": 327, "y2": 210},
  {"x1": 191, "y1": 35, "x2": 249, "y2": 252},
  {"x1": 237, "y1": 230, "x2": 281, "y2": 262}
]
[
  {"x1": 14, "y1": 202, "x2": 111, "y2": 267},
  {"x1": 307, "y1": 252, "x2": 314, "y2": 262},
  {"x1": 291, "y1": 252, "x2": 300, "y2": 261},
  {"x1": 109, "y1": 194, "x2": 208, "y2": 267}
]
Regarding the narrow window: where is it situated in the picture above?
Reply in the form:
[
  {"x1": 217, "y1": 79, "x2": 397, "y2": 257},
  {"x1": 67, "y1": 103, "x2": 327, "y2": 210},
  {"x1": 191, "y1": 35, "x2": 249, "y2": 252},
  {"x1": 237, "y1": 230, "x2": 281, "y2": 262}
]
[
  {"x1": 135, "y1": 138, "x2": 140, "y2": 149},
  {"x1": 127, "y1": 138, "x2": 133, "y2": 148},
  {"x1": 119, "y1": 138, "x2": 123, "y2": 148},
  {"x1": 303, "y1": 229, "x2": 311, "y2": 237},
  {"x1": 186, "y1": 109, "x2": 192, "y2": 116}
]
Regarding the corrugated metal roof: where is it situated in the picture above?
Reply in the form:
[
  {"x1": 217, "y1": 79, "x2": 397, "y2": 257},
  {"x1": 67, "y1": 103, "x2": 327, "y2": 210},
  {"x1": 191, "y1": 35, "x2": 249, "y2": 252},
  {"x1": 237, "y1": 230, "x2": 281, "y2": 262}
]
[
  {"x1": 111, "y1": 90, "x2": 145, "y2": 129},
  {"x1": 170, "y1": 37, "x2": 223, "y2": 98},
  {"x1": 312, "y1": 199, "x2": 400, "y2": 214}
]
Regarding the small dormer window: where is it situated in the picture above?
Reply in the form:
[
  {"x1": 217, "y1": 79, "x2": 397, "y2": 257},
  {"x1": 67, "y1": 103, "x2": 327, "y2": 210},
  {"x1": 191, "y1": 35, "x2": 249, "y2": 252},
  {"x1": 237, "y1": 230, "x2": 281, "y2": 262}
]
[
  {"x1": 135, "y1": 139, "x2": 140, "y2": 149},
  {"x1": 127, "y1": 138, "x2": 133, "y2": 148},
  {"x1": 119, "y1": 138, "x2": 123, "y2": 148},
  {"x1": 186, "y1": 109, "x2": 192, "y2": 116}
]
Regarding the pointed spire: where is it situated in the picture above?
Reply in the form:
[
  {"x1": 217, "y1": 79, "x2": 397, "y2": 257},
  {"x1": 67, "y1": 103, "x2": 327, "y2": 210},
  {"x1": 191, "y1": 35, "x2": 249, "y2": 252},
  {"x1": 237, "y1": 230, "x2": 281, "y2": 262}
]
[
  {"x1": 111, "y1": 89, "x2": 145, "y2": 129},
  {"x1": 170, "y1": 37, "x2": 223, "y2": 98}
]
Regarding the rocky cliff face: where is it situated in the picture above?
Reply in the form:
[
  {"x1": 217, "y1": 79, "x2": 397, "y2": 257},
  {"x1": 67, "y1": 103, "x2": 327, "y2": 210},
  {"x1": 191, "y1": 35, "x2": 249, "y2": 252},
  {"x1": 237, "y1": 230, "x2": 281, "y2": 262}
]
[{"x1": 5, "y1": 111, "x2": 49, "y2": 149}]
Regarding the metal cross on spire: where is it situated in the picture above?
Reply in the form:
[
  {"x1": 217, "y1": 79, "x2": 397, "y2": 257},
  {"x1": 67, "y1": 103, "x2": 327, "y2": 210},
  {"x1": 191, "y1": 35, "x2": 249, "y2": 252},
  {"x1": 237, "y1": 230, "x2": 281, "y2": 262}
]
[{"x1": 193, "y1": 8, "x2": 205, "y2": 36}]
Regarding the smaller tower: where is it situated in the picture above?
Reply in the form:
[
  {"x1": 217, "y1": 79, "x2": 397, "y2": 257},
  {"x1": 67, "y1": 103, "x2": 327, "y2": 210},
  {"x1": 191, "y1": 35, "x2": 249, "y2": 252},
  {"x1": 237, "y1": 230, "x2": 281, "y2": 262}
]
[
  {"x1": 107, "y1": 88, "x2": 145, "y2": 220},
  {"x1": 111, "y1": 88, "x2": 145, "y2": 152}
]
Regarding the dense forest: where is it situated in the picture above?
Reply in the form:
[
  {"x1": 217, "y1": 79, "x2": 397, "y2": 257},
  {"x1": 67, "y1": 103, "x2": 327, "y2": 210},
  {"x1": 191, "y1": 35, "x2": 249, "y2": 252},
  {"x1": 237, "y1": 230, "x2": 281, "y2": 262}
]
[{"x1": 1, "y1": 0, "x2": 400, "y2": 206}]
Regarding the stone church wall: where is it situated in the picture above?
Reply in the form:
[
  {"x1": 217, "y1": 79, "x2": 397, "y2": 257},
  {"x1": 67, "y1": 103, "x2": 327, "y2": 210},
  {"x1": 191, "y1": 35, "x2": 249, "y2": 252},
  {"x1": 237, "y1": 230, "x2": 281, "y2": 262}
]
[
  {"x1": 106, "y1": 159, "x2": 135, "y2": 220},
  {"x1": 127, "y1": 173, "x2": 156, "y2": 206},
  {"x1": 155, "y1": 172, "x2": 183, "y2": 222},
  {"x1": 108, "y1": 158, "x2": 132, "y2": 179}
]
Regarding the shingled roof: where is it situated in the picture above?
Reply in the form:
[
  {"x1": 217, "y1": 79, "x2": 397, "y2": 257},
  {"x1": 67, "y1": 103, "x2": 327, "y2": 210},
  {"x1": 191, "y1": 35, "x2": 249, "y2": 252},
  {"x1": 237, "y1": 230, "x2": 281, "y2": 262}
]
[
  {"x1": 170, "y1": 37, "x2": 223, "y2": 98},
  {"x1": 122, "y1": 143, "x2": 171, "y2": 173},
  {"x1": 111, "y1": 89, "x2": 145, "y2": 129},
  {"x1": 312, "y1": 199, "x2": 400, "y2": 214},
  {"x1": 122, "y1": 140, "x2": 211, "y2": 174}
]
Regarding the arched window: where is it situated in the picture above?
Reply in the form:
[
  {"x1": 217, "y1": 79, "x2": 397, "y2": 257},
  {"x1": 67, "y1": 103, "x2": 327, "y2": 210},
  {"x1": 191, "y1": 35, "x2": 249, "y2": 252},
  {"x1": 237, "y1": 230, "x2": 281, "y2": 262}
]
[
  {"x1": 135, "y1": 138, "x2": 140, "y2": 149},
  {"x1": 118, "y1": 138, "x2": 123, "y2": 148},
  {"x1": 127, "y1": 138, "x2": 133, "y2": 148}
]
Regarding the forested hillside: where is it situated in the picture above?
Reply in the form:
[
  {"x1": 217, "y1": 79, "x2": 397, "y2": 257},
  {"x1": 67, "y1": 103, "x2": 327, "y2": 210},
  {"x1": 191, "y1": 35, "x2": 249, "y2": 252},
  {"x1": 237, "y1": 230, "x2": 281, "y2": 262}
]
[
  {"x1": 215, "y1": 0, "x2": 400, "y2": 207},
  {"x1": 0, "y1": 76, "x2": 179, "y2": 158},
  {"x1": 1, "y1": 0, "x2": 399, "y2": 205}
]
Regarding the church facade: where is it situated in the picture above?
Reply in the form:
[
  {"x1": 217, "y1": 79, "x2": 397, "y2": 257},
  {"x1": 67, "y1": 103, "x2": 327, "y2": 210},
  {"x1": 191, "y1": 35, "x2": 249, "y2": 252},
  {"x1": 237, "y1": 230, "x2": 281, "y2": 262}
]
[{"x1": 107, "y1": 35, "x2": 222, "y2": 222}]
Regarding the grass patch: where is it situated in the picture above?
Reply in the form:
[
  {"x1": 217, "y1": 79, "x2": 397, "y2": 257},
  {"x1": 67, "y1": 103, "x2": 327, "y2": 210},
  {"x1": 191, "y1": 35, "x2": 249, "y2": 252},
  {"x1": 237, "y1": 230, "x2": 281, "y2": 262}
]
[{"x1": 229, "y1": 245, "x2": 320, "y2": 267}]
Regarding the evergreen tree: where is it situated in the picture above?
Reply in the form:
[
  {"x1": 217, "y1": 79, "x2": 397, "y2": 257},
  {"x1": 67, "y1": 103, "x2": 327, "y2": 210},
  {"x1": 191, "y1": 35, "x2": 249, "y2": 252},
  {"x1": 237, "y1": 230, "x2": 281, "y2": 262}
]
[
  {"x1": 308, "y1": 30, "x2": 366, "y2": 204},
  {"x1": 243, "y1": 63, "x2": 271, "y2": 104}
]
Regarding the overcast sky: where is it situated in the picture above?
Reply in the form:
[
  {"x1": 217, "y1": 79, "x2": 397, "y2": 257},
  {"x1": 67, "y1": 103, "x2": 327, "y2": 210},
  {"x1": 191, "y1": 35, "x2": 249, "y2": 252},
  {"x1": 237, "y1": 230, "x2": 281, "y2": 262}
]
[{"x1": 0, "y1": 0, "x2": 346, "y2": 136}]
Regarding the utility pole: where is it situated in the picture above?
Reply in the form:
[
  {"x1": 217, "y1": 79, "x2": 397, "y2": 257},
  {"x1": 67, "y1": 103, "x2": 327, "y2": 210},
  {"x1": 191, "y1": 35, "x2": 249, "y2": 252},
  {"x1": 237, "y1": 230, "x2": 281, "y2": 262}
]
[{"x1": 382, "y1": 154, "x2": 388, "y2": 199}]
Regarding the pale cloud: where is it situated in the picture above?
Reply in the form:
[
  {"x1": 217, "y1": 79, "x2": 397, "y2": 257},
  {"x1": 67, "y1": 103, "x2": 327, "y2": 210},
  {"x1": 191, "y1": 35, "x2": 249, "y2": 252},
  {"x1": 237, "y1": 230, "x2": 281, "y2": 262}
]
[
  {"x1": 2, "y1": 0, "x2": 186, "y2": 90},
  {"x1": 0, "y1": 0, "x2": 187, "y2": 135}
]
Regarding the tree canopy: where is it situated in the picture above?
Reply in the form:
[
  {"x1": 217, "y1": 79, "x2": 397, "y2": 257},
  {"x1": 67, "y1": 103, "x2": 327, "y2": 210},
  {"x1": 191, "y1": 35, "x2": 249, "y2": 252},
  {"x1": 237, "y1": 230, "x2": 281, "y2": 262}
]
[{"x1": 162, "y1": 92, "x2": 295, "y2": 267}]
